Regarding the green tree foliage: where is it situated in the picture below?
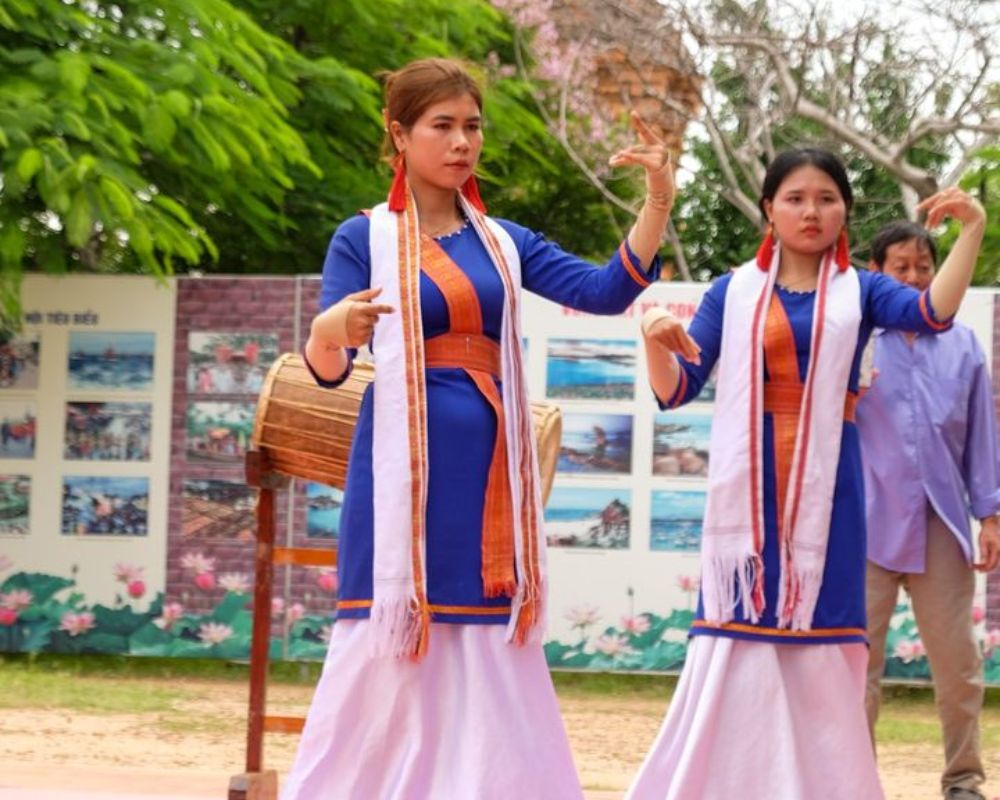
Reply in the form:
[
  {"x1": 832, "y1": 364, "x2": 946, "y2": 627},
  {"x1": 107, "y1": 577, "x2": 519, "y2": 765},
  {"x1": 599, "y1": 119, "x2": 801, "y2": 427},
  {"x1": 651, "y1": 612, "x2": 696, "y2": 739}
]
[
  {"x1": 0, "y1": 0, "x2": 366, "y2": 315},
  {"x1": 938, "y1": 146, "x2": 1000, "y2": 286},
  {"x1": 0, "y1": 0, "x2": 628, "y2": 322}
]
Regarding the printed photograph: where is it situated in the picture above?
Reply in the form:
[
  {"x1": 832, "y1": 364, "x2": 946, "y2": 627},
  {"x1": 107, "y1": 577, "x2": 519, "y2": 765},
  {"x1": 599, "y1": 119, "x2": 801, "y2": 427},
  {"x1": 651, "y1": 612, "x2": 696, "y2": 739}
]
[
  {"x1": 546, "y1": 338, "x2": 636, "y2": 401},
  {"x1": 183, "y1": 479, "x2": 256, "y2": 540},
  {"x1": 650, "y1": 490, "x2": 706, "y2": 552},
  {"x1": 61, "y1": 476, "x2": 149, "y2": 536},
  {"x1": 186, "y1": 402, "x2": 255, "y2": 463},
  {"x1": 558, "y1": 412, "x2": 633, "y2": 475},
  {"x1": 652, "y1": 411, "x2": 711, "y2": 477},
  {"x1": 0, "y1": 331, "x2": 40, "y2": 390},
  {"x1": 64, "y1": 402, "x2": 152, "y2": 461},
  {"x1": 187, "y1": 332, "x2": 279, "y2": 395},
  {"x1": 67, "y1": 332, "x2": 155, "y2": 391},
  {"x1": 306, "y1": 482, "x2": 343, "y2": 540},
  {"x1": 545, "y1": 486, "x2": 631, "y2": 549},
  {"x1": 0, "y1": 475, "x2": 30, "y2": 535},
  {"x1": 0, "y1": 401, "x2": 36, "y2": 459}
]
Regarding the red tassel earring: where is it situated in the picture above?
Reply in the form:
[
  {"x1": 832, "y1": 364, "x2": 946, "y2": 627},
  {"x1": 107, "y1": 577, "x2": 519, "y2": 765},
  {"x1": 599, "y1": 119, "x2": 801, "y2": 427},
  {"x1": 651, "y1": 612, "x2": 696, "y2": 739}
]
[
  {"x1": 835, "y1": 227, "x2": 850, "y2": 271},
  {"x1": 387, "y1": 152, "x2": 407, "y2": 212},
  {"x1": 756, "y1": 223, "x2": 775, "y2": 271},
  {"x1": 460, "y1": 175, "x2": 487, "y2": 213}
]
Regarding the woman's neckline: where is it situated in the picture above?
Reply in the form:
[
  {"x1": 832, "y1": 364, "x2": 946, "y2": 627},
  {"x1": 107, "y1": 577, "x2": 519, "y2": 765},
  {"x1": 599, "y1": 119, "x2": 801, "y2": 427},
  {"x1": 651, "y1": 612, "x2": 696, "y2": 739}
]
[{"x1": 776, "y1": 283, "x2": 817, "y2": 295}]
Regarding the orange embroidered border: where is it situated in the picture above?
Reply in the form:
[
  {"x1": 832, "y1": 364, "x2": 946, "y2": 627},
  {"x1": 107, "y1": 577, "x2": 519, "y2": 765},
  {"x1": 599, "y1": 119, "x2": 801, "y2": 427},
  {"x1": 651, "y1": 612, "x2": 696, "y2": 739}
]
[
  {"x1": 618, "y1": 241, "x2": 651, "y2": 288},
  {"x1": 691, "y1": 620, "x2": 866, "y2": 639}
]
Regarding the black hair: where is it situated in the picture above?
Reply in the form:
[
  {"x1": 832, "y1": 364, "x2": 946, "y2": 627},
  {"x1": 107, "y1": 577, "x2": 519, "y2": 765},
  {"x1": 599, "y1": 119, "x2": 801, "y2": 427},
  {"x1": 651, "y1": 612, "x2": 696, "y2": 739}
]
[
  {"x1": 869, "y1": 220, "x2": 938, "y2": 269},
  {"x1": 758, "y1": 148, "x2": 854, "y2": 220}
]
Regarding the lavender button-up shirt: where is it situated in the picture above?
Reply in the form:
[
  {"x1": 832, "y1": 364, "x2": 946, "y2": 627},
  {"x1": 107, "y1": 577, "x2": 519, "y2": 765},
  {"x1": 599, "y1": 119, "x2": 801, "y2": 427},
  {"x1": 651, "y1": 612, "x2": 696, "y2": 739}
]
[{"x1": 857, "y1": 323, "x2": 1000, "y2": 573}]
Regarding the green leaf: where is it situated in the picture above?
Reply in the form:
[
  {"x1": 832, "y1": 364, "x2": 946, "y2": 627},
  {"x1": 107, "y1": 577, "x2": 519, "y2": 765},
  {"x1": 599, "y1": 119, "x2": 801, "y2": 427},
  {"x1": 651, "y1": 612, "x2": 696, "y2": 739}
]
[
  {"x1": 61, "y1": 111, "x2": 91, "y2": 142},
  {"x1": 99, "y1": 177, "x2": 134, "y2": 220},
  {"x1": 0, "y1": 224, "x2": 26, "y2": 267},
  {"x1": 160, "y1": 90, "x2": 192, "y2": 119},
  {"x1": 0, "y1": 572, "x2": 74, "y2": 605},
  {"x1": 128, "y1": 622, "x2": 174, "y2": 655},
  {"x1": 64, "y1": 189, "x2": 93, "y2": 247},
  {"x1": 143, "y1": 104, "x2": 177, "y2": 152},
  {"x1": 14, "y1": 147, "x2": 42, "y2": 182},
  {"x1": 91, "y1": 603, "x2": 153, "y2": 636}
]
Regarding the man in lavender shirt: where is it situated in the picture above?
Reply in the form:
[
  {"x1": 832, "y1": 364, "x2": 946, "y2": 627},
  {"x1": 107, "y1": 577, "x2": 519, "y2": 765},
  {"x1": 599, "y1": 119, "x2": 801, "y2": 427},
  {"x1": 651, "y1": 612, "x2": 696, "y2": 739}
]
[{"x1": 858, "y1": 197, "x2": 1000, "y2": 800}]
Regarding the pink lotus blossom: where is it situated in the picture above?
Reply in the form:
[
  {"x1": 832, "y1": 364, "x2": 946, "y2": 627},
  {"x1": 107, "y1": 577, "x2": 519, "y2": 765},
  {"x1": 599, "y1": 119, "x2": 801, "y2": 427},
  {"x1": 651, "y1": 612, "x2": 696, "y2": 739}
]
[
  {"x1": 0, "y1": 554, "x2": 13, "y2": 573},
  {"x1": 218, "y1": 572, "x2": 251, "y2": 594},
  {"x1": 271, "y1": 597, "x2": 285, "y2": 618},
  {"x1": 316, "y1": 569, "x2": 338, "y2": 594},
  {"x1": 59, "y1": 611, "x2": 95, "y2": 637},
  {"x1": 972, "y1": 605, "x2": 985, "y2": 624},
  {"x1": 154, "y1": 602, "x2": 184, "y2": 630},
  {"x1": 193, "y1": 572, "x2": 217, "y2": 592},
  {"x1": 0, "y1": 608, "x2": 17, "y2": 626},
  {"x1": 198, "y1": 621, "x2": 234, "y2": 645},
  {"x1": 593, "y1": 633, "x2": 636, "y2": 658},
  {"x1": 113, "y1": 563, "x2": 144, "y2": 583},
  {"x1": 565, "y1": 605, "x2": 601, "y2": 628},
  {"x1": 620, "y1": 615, "x2": 651, "y2": 635},
  {"x1": 893, "y1": 639, "x2": 926, "y2": 663},
  {"x1": 126, "y1": 580, "x2": 146, "y2": 599},
  {"x1": 180, "y1": 552, "x2": 216, "y2": 574},
  {"x1": 982, "y1": 628, "x2": 1000, "y2": 655},
  {"x1": 677, "y1": 575, "x2": 700, "y2": 593},
  {"x1": 1, "y1": 589, "x2": 33, "y2": 611},
  {"x1": 286, "y1": 602, "x2": 305, "y2": 624}
]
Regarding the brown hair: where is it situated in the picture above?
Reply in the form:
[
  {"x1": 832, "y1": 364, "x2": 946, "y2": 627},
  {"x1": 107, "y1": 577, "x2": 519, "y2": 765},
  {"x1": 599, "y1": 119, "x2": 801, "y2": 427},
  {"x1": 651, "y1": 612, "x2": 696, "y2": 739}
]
[{"x1": 381, "y1": 58, "x2": 483, "y2": 158}]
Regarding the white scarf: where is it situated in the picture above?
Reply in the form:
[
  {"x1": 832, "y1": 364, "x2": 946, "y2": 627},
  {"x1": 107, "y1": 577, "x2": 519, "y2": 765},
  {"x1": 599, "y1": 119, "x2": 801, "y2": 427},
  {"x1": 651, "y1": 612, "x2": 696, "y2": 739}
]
[
  {"x1": 367, "y1": 191, "x2": 547, "y2": 658},
  {"x1": 701, "y1": 246, "x2": 860, "y2": 630}
]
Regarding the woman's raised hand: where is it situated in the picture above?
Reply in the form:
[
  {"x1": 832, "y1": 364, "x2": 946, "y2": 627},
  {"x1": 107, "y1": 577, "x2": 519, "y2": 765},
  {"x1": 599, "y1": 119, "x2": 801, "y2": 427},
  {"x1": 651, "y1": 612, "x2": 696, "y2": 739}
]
[
  {"x1": 609, "y1": 111, "x2": 675, "y2": 212},
  {"x1": 311, "y1": 287, "x2": 395, "y2": 349},
  {"x1": 642, "y1": 307, "x2": 701, "y2": 365},
  {"x1": 919, "y1": 187, "x2": 986, "y2": 230}
]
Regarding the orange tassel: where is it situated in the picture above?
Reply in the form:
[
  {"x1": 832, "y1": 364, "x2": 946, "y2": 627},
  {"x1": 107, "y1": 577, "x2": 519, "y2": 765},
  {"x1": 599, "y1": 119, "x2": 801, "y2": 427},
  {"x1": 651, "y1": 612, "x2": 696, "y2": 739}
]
[
  {"x1": 410, "y1": 601, "x2": 432, "y2": 662},
  {"x1": 755, "y1": 223, "x2": 775, "y2": 271},
  {"x1": 387, "y1": 153, "x2": 407, "y2": 212},
  {"x1": 835, "y1": 227, "x2": 851, "y2": 271},
  {"x1": 513, "y1": 596, "x2": 537, "y2": 645},
  {"x1": 461, "y1": 174, "x2": 487, "y2": 213}
]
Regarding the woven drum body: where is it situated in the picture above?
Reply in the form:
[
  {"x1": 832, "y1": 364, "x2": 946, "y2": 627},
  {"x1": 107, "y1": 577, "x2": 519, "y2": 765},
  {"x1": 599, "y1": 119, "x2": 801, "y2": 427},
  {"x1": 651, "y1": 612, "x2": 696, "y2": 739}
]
[{"x1": 252, "y1": 353, "x2": 561, "y2": 502}]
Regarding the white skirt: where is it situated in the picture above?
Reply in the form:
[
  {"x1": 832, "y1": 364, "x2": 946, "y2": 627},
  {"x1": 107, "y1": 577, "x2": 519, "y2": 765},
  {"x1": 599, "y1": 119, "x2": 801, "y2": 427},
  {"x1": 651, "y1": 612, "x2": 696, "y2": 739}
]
[
  {"x1": 626, "y1": 636, "x2": 884, "y2": 800},
  {"x1": 280, "y1": 620, "x2": 583, "y2": 800}
]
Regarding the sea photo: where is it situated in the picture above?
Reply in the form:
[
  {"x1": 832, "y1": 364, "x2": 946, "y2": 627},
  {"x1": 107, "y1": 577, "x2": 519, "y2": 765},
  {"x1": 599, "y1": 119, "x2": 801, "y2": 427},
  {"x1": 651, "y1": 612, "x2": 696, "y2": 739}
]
[
  {"x1": 650, "y1": 490, "x2": 706, "y2": 552},
  {"x1": 183, "y1": 479, "x2": 256, "y2": 540},
  {"x1": 186, "y1": 402, "x2": 255, "y2": 463},
  {"x1": 652, "y1": 411, "x2": 710, "y2": 477},
  {"x1": 64, "y1": 402, "x2": 152, "y2": 461},
  {"x1": 61, "y1": 476, "x2": 149, "y2": 536},
  {"x1": 546, "y1": 338, "x2": 636, "y2": 401},
  {"x1": 306, "y1": 482, "x2": 343, "y2": 540},
  {"x1": 545, "y1": 486, "x2": 631, "y2": 549},
  {"x1": 67, "y1": 332, "x2": 155, "y2": 391},
  {"x1": 0, "y1": 401, "x2": 36, "y2": 459},
  {"x1": 187, "y1": 332, "x2": 279, "y2": 395},
  {"x1": 558, "y1": 412, "x2": 632, "y2": 475},
  {"x1": 0, "y1": 475, "x2": 30, "y2": 535},
  {"x1": 0, "y1": 331, "x2": 40, "y2": 390}
]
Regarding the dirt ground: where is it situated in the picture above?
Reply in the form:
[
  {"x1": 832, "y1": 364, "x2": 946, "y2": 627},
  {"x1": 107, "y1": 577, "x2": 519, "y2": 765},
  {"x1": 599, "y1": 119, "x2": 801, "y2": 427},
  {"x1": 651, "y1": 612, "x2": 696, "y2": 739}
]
[{"x1": 0, "y1": 678, "x2": 997, "y2": 799}]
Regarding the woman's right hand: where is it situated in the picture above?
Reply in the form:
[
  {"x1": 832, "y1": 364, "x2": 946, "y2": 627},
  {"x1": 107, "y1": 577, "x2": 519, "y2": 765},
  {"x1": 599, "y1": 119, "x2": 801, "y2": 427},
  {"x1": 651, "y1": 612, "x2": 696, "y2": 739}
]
[
  {"x1": 642, "y1": 307, "x2": 701, "y2": 365},
  {"x1": 311, "y1": 287, "x2": 395, "y2": 349}
]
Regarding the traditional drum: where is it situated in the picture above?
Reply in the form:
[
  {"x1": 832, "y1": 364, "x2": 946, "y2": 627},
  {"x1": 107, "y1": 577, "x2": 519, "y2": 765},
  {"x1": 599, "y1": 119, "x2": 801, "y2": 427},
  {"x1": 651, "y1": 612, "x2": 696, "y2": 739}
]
[{"x1": 252, "y1": 353, "x2": 561, "y2": 502}]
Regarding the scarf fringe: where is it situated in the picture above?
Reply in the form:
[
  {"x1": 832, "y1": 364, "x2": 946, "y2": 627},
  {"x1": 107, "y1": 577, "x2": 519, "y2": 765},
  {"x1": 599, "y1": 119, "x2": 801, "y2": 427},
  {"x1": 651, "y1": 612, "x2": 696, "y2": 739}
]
[
  {"x1": 507, "y1": 579, "x2": 544, "y2": 645},
  {"x1": 368, "y1": 595, "x2": 430, "y2": 659},
  {"x1": 776, "y1": 562, "x2": 824, "y2": 631},
  {"x1": 701, "y1": 551, "x2": 764, "y2": 625}
]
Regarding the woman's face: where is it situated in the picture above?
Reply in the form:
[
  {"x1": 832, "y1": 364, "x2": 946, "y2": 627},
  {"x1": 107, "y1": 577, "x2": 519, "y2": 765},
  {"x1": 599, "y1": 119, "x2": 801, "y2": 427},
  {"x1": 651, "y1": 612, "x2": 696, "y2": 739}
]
[
  {"x1": 762, "y1": 165, "x2": 847, "y2": 257},
  {"x1": 391, "y1": 92, "x2": 483, "y2": 196}
]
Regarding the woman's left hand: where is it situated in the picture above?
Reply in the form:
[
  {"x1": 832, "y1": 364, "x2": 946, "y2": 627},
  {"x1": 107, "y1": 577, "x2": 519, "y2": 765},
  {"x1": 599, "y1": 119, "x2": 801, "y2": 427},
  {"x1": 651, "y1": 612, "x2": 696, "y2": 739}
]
[
  {"x1": 609, "y1": 111, "x2": 675, "y2": 209},
  {"x1": 918, "y1": 186, "x2": 986, "y2": 230}
]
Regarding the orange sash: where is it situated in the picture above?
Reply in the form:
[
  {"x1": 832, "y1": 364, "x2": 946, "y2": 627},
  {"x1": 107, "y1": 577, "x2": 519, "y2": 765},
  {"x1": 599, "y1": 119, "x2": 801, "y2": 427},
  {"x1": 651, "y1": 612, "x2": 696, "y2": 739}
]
[{"x1": 420, "y1": 236, "x2": 517, "y2": 599}]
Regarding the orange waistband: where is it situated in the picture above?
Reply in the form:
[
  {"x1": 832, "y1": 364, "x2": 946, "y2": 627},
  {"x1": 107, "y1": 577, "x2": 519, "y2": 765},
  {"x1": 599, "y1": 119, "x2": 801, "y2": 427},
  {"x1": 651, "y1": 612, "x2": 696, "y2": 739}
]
[
  {"x1": 424, "y1": 333, "x2": 501, "y2": 377},
  {"x1": 763, "y1": 383, "x2": 858, "y2": 423}
]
